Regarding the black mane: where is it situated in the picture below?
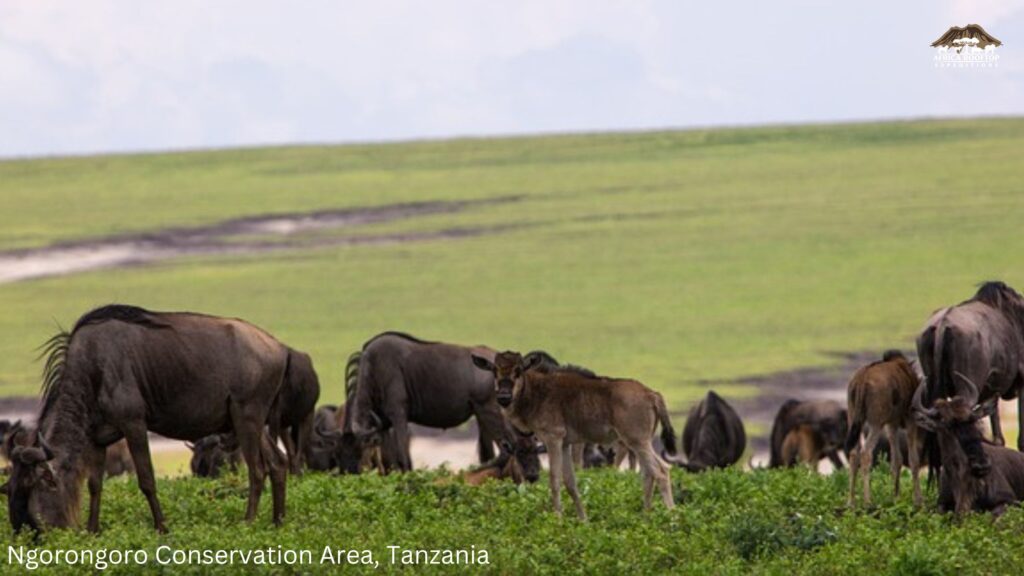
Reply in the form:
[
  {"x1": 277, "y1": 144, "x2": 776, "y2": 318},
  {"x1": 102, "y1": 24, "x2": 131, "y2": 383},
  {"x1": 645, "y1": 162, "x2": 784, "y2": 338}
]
[
  {"x1": 72, "y1": 304, "x2": 166, "y2": 333},
  {"x1": 970, "y1": 281, "x2": 1024, "y2": 327},
  {"x1": 364, "y1": 331, "x2": 438, "y2": 348}
]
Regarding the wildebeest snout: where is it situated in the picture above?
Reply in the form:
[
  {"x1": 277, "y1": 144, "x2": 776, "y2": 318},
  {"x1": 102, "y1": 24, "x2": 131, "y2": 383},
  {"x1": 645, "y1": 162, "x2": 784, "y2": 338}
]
[{"x1": 970, "y1": 456, "x2": 992, "y2": 478}]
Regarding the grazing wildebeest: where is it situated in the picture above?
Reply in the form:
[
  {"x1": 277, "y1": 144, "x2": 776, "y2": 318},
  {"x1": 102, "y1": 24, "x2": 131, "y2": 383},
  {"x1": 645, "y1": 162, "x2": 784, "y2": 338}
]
[
  {"x1": 917, "y1": 281, "x2": 1024, "y2": 450},
  {"x1": 341, "y1": 332, "x2": 526, "y2": 473},
  {"x1": 663, "y1": 391, "x2": 746, "y2": 472},
  {"x1": 0, "y1": 305, "x2": 289, "y2": 533},
  {"x1": 307, "y1": 404, "x2": 394, "y2": 474},
  {"x1": 768, "y1": 399, "x2": 848, "y2": 470},
  {"x1": 187, "y1": 434, "x2": 241, "y2": 478},
  {"x1": 472, "y1": 351, "x2": 677, "y2": 519},
  {"x1": 845, "y1": 350, "x2": 924, "y2": 507},
  {"x1": 912, "y1": 381, "x2": 1024, "y2": 516},
  {"x1": 268, "y1": 348, "x2": 320, "y2": 475}
]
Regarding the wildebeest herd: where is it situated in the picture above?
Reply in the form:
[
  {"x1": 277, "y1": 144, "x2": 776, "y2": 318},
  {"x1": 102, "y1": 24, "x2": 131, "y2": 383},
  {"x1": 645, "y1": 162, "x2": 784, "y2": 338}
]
[{"x1": 2, "y1": 281, "x2": 1024, "y2": 533}]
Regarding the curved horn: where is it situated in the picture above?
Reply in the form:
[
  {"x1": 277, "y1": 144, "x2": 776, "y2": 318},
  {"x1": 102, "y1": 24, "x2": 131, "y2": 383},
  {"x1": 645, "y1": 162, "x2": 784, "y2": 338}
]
[
  {"x1": 953, "y1": 371, "x2": 980, "y2": 402},
  {"x1": 972, "y1": 398, "x2": 998, "y2": 420},
  {"x1": 660, "y1": 448, "x2": 687, "y2": 466},
  {"x1": 911, "y1": 381, "x2": 939, "y2": 429}
]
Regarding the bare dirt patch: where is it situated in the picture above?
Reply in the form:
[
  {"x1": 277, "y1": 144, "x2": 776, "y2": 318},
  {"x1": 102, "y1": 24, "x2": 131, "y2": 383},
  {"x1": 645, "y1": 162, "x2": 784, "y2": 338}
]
[{"x1": 0, "y1": 197, "x2": 522, "y2": 284}]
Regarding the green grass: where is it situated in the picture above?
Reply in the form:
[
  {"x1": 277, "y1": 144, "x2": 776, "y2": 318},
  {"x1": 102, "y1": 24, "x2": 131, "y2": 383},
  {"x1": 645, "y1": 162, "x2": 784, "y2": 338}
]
[
  {"x1": 1, "y1": 118, "x2": 1024, "y2": 410},
  {"x1": 1, "y1": 466, "x2": 1021, "y2": 574}
]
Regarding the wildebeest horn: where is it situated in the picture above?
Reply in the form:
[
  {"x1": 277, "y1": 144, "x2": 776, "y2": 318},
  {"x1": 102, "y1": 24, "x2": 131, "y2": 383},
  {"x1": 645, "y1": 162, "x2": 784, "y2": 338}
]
[
  {"x1": 185, "y1": 442, "x2": 196, "y2": 452},
  {"x1": 953, "y1": 371, "x2": 980, "y2": 402},
  {"x1": 911, "y1": 381, "x2": 939, "y2": 428},
  {"x1": 972, "y1": 398, "x2": 998, "y2": 420},
  {"x1": 659, "y1": 448, "x2": 686, "y2": 466},
  {"x1": 11, "y1": 446, "x2": 49, "y2": 465}
]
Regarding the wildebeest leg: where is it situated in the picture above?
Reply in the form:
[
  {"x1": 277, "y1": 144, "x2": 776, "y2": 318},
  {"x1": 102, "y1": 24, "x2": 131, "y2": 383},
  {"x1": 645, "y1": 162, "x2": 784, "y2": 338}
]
[
  {"x1": 261, "y1": 431, "x2": 287, "y2": 525},
  {"x1": 989, "y1": 404, "x2": 1005, "y2": 446},
  {"x1": 635, "y1": 444, "x2": 673, "y2": 510},
  {"x1": 847, "y1": 444, "x2": 860, "y2": 508},
  {"x1": 571, "y1": 444, "x2": 584, "y2": 469},
  {"x1": 827, "y1": 450, "x2": 845, "y2": 470},
  {"x1": 280, "y1": 426, "x2": 299, "y2": 475},
  {"x1": 561, "y1": 441, "x2": 587, "y2": 520},
  {"x1": 885, "y1": 425, "x2": 902, "y2": 499},
  {"x1": 1018, "y1": 394, "x2": 1024, "y2": 452},
  {"x1": 390, "y1": 416, "x2": 414, "y2": 471},
  {"x1": 860, "y1": 426, "x2": 883, "y2": 505},
  {"x1": 232, "y1": 408, "x2": 267, "y2": 523},
  {"x1": 123, "y1": 423, "x2": 166, "y2": 533},
  {"x1": 86, "y1": 444, "x2": 106, "y2": 533},
  {"x1": 907, "y1": 425, "x2": 922, "y2": 507},
  {"x1": 543, "y1": 437, "x2": 564, "y2": 515},
  {"x1": 471, "y1": 402, "x2": 506, "y2": 465}
]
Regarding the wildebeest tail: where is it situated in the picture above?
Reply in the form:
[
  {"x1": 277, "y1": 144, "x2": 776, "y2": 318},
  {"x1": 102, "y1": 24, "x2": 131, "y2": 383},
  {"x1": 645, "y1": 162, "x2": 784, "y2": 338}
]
[
  {"x1": 654, "y1": 392, "x2": 678, "y2": 456},
  {"x1": 345, "y1": 350, "x2": 361, "y2": 402},
  {"x1": 844, "y1": 377, "x2": 865, "y2": 454}
]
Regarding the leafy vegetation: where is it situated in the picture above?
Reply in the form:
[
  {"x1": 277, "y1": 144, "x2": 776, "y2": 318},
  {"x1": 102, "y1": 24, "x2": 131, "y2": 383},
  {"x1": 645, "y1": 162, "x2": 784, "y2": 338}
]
[{"x1": 1, "y1": 466, "x2": 1021, "y2": 574}]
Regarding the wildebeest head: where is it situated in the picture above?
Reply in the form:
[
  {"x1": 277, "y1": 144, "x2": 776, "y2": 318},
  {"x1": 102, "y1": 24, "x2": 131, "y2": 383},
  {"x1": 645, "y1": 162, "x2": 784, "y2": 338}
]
[
  {"x1": 187, "y1": 435, "x2": 237, "y2": 478},
  {"x1": 1, "y1": 424, "x2": 60, "y2": 533},
  {"x1": 912, "y1": 379, "x2": 994, "y2": 478},
  {"x1": 471, "y1": 350, "x2": 542, "y2": 408},
  {"x1": 500, "y1": 432, "x2": 543, "y2": 483}
]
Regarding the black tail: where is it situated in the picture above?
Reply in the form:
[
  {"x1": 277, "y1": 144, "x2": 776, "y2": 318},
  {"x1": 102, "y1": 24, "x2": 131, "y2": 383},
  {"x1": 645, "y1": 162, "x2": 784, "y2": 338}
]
[
  {"x1": 344, "y1": 351, "x2": 361, "y2": 402},
  {"x1": 844, "y1": 382, "x2": 864, "y2": 454},
  {"x1": 768, "y1": 399, "x2": 800, "y2": 468},
  {"x1": 654, "y1": 393, "x2": 678, "y2": 456}
]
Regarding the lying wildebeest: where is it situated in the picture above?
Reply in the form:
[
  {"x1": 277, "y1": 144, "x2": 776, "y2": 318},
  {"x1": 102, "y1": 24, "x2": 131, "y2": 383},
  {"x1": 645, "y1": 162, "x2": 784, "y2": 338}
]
[
  {"x1": 663, "y1": 391, "x2": 745, "y2": 472},
  {"x1": 0, "y1": 305, "x2": 289, "y2": 533},
  {"x1": 846, "y1": 350, "x2": 923, "y2": 507},
  {"x1": 341, "y1": 332, "x2": 528, "y2": 473},
  {"x1": 769, "y1": 399, "x2": 848, "y2": 471},
  {"x1": 523, "y1": 350, "x2": 637, "y2": 470},
  {"x1": 187, "y1": 434, "x2": 241, "y2": 478},
  {"x1": 472, "y1": 351, "x2": 677, "y2": 519},
  {"x1": 443, "y1": 434, "x2": 543, "y2": 486},
  {"x1": 268, "y1": 348, "x2": 319, "y2": 475},
  {"x1": 917, "y1": 281, "x2": 1024, "y2": 450},
  {"x1": 912, "y1": 381, "x2": 1024, "y2": 516}
]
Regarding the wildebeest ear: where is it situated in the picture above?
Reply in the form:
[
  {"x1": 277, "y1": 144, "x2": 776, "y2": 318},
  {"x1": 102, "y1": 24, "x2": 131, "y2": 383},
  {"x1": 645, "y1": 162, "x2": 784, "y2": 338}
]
[
  {"x1": 38, "y1": 465, "x2": 57, "y2": 489},
  {"x1": 471, "y1": 355, "x2": 495, "y2": 373},
  {"x1": 522, "y1": 353, "x2": 542, "y2": 372}
]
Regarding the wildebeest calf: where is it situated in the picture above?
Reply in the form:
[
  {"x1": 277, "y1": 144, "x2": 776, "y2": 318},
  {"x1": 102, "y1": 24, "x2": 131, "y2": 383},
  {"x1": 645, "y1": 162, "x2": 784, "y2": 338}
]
[
  {"x1": 912, "y1": 381, "x2": 1024, "y2": 516},
  {"x1": 187, "y1": 434, "x2": 241, "y2": 478},
  {"x1": 846, "y1": 350, "x2": 924, "y2": 507},
  {"x1": 472, "y1": 351, "x2": 677, "y2": 519}
]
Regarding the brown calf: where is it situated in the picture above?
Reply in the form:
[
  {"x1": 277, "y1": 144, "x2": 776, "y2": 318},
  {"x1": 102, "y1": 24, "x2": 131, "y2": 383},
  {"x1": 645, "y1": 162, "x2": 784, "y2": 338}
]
[
  {"x1": 845, "y1": 350, "x2": 923, "y2": 507},
  {"x1": 472, "y1": 351, "x2": 677, "y2": 519}
]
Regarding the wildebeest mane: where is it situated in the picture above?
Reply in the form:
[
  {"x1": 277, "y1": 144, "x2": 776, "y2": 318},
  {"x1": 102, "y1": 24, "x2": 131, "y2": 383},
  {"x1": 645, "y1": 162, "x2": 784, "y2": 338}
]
[
  {"x1": 39, "y1": 304, "x2": 169, "y2": 422},
  {"x1": 524, "y1": 350, "x2": 598, "y2": 378},
  {"x1": 363, "y1": 331, "x2": 438, "y2": 349}
]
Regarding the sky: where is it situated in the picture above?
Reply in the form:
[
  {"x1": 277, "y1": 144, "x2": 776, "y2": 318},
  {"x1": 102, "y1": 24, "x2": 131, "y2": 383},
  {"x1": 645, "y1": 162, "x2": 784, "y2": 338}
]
[{"x1": 1, "y1": 0, "x2": 1022, "y2": 158}]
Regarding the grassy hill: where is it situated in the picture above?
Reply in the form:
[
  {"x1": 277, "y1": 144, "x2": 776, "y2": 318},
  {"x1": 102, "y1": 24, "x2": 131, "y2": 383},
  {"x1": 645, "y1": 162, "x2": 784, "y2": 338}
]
[{"x1": 1, "y1": 118, "x2": 1023, "y2": 409}]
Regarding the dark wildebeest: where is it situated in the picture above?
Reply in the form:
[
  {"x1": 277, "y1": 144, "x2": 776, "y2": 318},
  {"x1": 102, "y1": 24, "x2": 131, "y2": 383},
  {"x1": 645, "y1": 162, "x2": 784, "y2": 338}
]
[
  {"x1": 268, "y1": 348, "x2": 319, "y2": 475},
  {"x1": 0, "y1": 305, "x2": 289, "y2": 533},
  {"x1": 341, "y1": 332, "x2": 528, "y2": 473},
  {"x1": 768, "y1": 399, "x2": 848, "y2": 471},
  {"x1": 663, "y1": 391, "x2": 745, "y2": 472},
  {"x1": 845, "y1": 350, "x2": 923, "y2": 507},
  {"x1": 306, "y1": 404, "x2": 396, "y2": 474},
  {"x1": 917, "y1": 281, "x2": 1024, "y2": 450},
  {"x1": 472, "y1": 351, "x2": 677, "y2": 519},
  {"x1": 186, "y1": 434, "x2": 241, "y2": 478},
  {"x1": 443, "y1": 434, "x2": 544, "y2": 486},
  {"x1": 912, "y1": 381, "x2": 1024, "y2": 516},
  {"x1": 2, "y1": 421, "x2": 133, "y2": 479}
]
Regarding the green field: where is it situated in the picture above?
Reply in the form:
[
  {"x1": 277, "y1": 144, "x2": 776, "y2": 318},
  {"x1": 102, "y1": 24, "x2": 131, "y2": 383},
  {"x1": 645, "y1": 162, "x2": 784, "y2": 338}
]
[
  {"x1": 1, "y1": 467, "x2": 1021, "y2": 574},
  {"x1": 2, "y1": 118, "x2": 1023, "y2": 408},
  {"x1": 2, "y1": 120, "x2": 1024, "y2": 574}
]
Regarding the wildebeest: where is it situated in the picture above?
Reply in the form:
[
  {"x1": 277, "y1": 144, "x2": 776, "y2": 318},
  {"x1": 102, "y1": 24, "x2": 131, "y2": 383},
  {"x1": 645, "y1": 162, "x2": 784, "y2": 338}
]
[
  {"x1": 306, "y1": 404, "x2": 394, "y2": 474},
  {"x1": 769, "y1": 399, "x2": 848, "y2": 471},
  {"x1": 269, "y1": 348, "x2": 320, "y2": 475},
  {"x1": 912, "y1": 381, "x2": 1024, "y2": 516},
  {"x1": 845, "y1": 350, "x2": 923, "y2": 507},
  {"x1": 187, "y1": 434, "x2": 241, "y2": 478},
  {"x1": 3, "y1": 420, "x2": 133, "y2": 479},
  {"x1": 917, "y1": 281, "x2": 1024, "y2": 450},
  {"x1": 472, "y1": 351, "x2": 677, "y2": 519},
  {"x1": 444, "y1": 434, "x2": 543, "y2": 486},
  {"x1": 663, "y1": 391, "x2": 746, "y2": 472},
  {"x1": 341, "y1": 332, "x2": 525, "y2": 473},
  {"x1": 523, "y1": 350, "x2": 636, "y2": 470},
  {"x1": 0, "y1": 305, "x2": 289, "y2": 533}
]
